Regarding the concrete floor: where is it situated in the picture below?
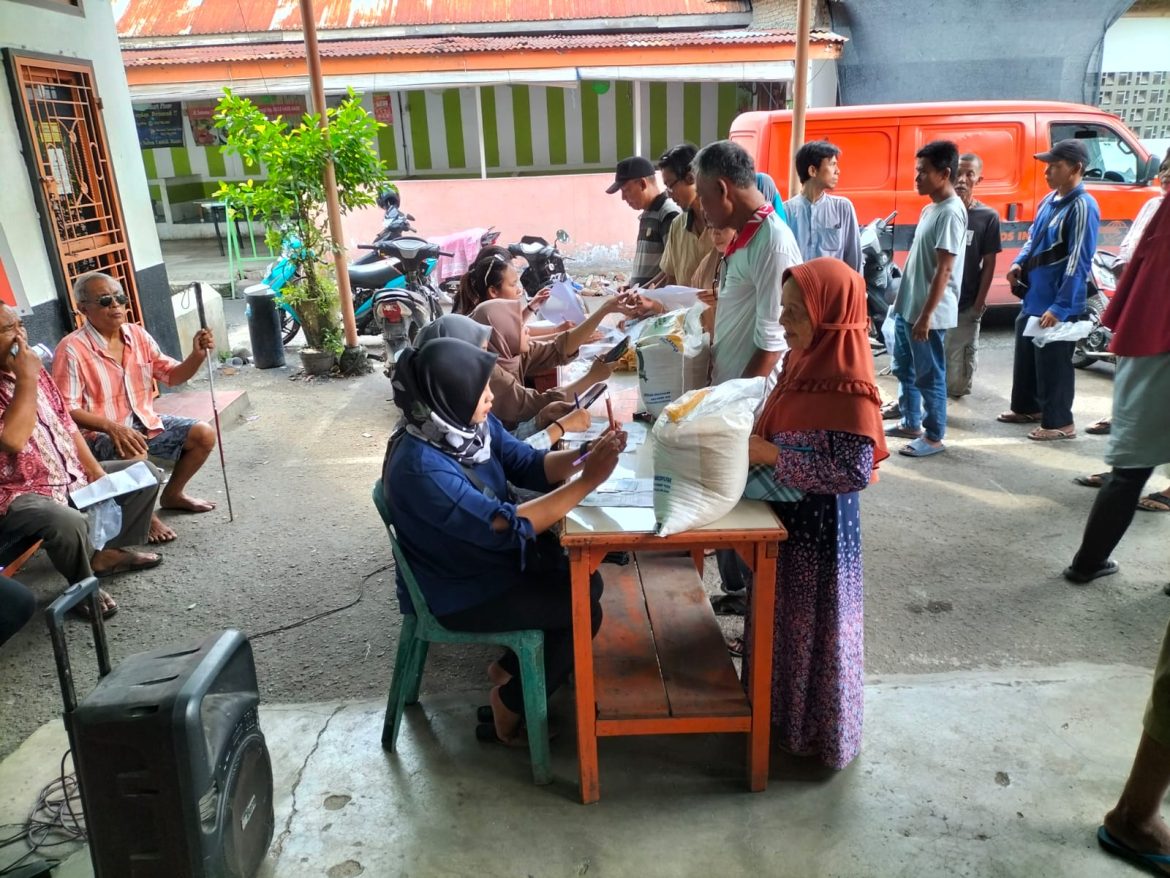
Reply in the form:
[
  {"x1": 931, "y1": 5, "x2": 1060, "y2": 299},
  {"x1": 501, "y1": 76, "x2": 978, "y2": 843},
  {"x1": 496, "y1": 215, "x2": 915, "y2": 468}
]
[
  {"x1": 2, "y1": 294, "x2": 1167, "y2": 875},
  {"x1": 0, "y1": 663, "x2": 1152, "y2": 877}
]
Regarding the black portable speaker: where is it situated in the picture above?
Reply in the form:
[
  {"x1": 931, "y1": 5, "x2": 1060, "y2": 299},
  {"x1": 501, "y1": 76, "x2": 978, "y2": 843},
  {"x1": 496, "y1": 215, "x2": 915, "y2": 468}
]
[{"x1": 46, "y1": 578, "x2": 275, "y2": 878}]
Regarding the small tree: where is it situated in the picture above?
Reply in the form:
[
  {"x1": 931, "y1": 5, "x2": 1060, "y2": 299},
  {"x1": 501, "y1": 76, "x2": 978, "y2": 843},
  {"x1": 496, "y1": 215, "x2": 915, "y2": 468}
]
[{"x1": 212, "y1": 88, "x2": 388, "y2": 354}]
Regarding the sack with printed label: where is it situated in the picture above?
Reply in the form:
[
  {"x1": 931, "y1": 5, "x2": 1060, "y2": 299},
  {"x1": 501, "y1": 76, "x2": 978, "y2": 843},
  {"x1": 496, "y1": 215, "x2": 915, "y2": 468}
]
[
  {"x1": 651, "y1": 378, "x2": 766, "y2": 536},
  {"x1": 635, "y1": 303, "x2": 710, "y2": 418}
]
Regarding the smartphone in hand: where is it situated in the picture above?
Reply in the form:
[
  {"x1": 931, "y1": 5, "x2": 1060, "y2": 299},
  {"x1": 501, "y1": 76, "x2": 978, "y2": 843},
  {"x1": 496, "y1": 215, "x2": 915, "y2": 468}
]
[
  {"x1": 577, "y1": 382, "x2": 607, "y2": 410},
  {"x1": 600, "y1": 336, "x2": 630, "y2": 364}
]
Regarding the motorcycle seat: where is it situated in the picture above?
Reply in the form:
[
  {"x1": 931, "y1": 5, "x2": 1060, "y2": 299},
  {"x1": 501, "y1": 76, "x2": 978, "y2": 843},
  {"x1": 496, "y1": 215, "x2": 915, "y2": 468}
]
[
  {"x1": 349, "y1": 259, "x2": 402, "y2": 289},
  {"x1": 374, "y1": 236, "x2": 444, "y2": 268},
  {"x1": 509, "y1": 241, "x2": 551, "y2": 259}
]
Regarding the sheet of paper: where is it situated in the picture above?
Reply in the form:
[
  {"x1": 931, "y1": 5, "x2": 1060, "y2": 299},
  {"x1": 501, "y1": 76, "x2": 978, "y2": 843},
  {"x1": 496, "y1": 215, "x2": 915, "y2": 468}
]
[
  {"x1": 561, "y1": 420, "x2": 610, "y2": 443},
  {"x1": 1022, "y1": 316, "x2": 1043, "y2": 338},
  {"x1": 578, "y1": 477, "x2": 655, "y2": 507},
  {"x1": 69, "y1": 461, "x2": 158, "y2": 510},
  {"x1": 640, "y1": 284, "x2": 704, "y2": 309},
  {"x1": 537, "y1": 280, "x2": 587, "y2": 325}
]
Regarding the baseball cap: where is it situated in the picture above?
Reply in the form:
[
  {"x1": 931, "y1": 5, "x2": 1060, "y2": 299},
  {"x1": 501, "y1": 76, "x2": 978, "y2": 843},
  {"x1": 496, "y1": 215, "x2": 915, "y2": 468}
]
[
  {"x1": 1035, "y1": 139, "x2": 1090, "y2": 166},
  {"x1": 606, "y1": 156, "x2": 656, "y2": 194}
]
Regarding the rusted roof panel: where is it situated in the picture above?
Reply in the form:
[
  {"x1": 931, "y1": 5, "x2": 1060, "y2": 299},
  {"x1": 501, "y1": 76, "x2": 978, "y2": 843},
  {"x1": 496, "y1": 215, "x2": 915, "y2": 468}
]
[
  {"x1": 116, "y1": 0, "x2": 753, "y2": 39},
  {"x1": 121, "y1": 29, "x2": 843, "y2": 67}
]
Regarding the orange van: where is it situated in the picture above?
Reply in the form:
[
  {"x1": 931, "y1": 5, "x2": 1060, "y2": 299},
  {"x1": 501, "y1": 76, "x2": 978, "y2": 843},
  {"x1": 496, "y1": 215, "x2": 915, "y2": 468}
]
[{"x1": 729, "y1": 100, "x2": 1162, "y2": 305}]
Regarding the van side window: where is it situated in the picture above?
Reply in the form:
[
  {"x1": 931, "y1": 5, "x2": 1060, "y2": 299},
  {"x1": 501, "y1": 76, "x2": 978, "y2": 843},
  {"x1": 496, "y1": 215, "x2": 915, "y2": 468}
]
[{"x1": 1049, "y1": 123, "x2": 1140, "y2": 184}]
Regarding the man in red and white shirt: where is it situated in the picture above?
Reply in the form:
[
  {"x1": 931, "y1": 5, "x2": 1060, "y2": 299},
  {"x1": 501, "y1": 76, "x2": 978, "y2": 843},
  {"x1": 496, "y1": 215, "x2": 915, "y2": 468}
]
[
  {"x1": 0, "y1": 305, "x2": 161, "y2": 619},
  {"x1": 53, "y1": 272, "x2": 217, "y2": 544}
]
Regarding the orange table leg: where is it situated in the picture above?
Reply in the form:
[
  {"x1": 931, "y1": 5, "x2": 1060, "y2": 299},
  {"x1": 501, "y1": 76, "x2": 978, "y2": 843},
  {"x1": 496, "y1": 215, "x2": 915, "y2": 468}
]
[
  {"x1": 746, "y1": 539, "x2": 778, "y2": 791},
  {"x1": 569, "y1": 546, "x2": 601, "y2": 804}
]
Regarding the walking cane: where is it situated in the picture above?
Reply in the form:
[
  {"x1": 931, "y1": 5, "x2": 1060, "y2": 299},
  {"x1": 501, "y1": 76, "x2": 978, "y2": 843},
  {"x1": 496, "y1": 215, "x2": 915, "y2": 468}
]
[{"x1": 192, "y1": 284, "x2": 235, "y2": 522}]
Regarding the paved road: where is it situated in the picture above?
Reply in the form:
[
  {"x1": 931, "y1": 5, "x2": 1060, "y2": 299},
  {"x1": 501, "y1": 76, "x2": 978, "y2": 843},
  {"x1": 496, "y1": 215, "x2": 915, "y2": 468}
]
[{"x1": 1, "y1": 317, "x2": 1165, "y2": 759}]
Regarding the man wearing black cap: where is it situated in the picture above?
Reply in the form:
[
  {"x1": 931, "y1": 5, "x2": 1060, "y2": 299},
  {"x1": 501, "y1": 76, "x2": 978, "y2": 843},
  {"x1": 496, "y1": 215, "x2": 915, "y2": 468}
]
[
  {"x1": 606, "y1": 156, "x2": 680, "y2": 287},
  {"x1": 998, "y1": 139, "x2": 1100, "y2": 441}
]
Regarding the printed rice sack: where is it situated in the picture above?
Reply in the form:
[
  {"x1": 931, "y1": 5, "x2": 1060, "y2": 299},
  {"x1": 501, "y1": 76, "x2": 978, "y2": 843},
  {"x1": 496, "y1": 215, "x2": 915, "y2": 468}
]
[
  {"x1": 635, "y1": 303, "x2": 710, "y2": 417},
  {"x1": 651, "y1": 378, "x2": 767, "y2": 536}
]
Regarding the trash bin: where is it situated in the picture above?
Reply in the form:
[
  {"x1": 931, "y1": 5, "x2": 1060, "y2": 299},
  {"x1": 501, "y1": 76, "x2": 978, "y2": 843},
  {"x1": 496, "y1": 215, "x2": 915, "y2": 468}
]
[{"x1": 244, "y1": 284, "x2": 285, "y2": 369}]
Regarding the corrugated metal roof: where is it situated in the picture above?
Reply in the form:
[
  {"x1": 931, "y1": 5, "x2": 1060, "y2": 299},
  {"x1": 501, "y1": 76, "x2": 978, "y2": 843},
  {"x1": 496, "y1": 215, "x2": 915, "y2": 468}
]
[
  {"x1": 115, "y1": 0, "x2": 753, "y2": 38},
  {"x1": 121, "y1": 28, "x2": 841, "y2": 67}
]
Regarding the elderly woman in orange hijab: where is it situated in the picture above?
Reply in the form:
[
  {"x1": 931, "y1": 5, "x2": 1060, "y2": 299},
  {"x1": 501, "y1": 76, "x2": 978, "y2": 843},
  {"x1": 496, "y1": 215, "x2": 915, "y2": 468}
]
[{"x1": 740, "y1": 257, "x2": 889, "y2": 770}]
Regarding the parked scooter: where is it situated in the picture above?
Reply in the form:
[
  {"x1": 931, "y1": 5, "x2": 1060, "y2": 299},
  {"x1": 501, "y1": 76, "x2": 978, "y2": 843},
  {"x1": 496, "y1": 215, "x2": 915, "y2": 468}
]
[
  {"x1": 1071, "y1": 249, "x2": 1121, "y2": 369},
  {"x1": 258, "y1": 230, "x2": 405, "y2": 343},
  {"x1": 859, "y1": 212, "x2": 901, "y2": 353},
  {"x1": 362, "y1": 236, "x2": 452, "y2": 373},
  {"x1": 506, "y1": 229, "x2": 571, "y2": 296}
]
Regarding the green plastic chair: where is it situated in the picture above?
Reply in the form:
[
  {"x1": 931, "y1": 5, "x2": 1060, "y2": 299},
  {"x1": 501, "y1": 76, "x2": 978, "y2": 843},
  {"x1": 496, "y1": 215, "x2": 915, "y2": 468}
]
[{"x1": 371, "y1": 482, "x2": 551, "y2": 785}]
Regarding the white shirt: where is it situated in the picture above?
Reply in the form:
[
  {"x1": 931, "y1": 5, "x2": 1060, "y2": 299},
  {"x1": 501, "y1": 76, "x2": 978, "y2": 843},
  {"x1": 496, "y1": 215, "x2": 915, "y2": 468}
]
[{"x1": 712, "y1": 211, "x2": 803, "y2": 384}]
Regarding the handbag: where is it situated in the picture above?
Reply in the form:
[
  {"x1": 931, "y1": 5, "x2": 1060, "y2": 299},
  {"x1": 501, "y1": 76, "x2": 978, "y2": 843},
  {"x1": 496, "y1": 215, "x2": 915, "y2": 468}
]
[{"x1": 742, "y1": 464, "x2": 804, "y2": 503}]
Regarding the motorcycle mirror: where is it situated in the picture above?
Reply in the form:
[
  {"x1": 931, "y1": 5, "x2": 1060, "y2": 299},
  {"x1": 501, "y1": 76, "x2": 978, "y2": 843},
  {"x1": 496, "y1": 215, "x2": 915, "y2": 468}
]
[{"x1": 555, "y1": 229, "x2": 570, "y2": 243}]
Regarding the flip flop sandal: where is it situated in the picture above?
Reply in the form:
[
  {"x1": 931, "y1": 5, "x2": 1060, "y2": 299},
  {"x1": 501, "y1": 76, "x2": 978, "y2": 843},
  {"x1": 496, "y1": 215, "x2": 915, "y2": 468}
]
[
  {"x1": 899, "y1": 437, "x2": 946, "y2": 457},
  {"x1": 1062, "y1": 560, "x2": 1119, "y2": 584},
  {"x1": 69, "y1": 590, "x2": 118, "y2": 622},
  {"x1": 726, "y1": 636, "x2": 745, "y2": 658},
  {"x1": 1027, "y1": 428, "x2": 1076, "y2": 441},
  {"x1": 1138, "y1": 492, "x2": 1170, "y2": 513},
  {"x1": 885, "y1": 424, "x2": 924, "y2": 439},
  {"x1": 1086, "y1": 419, "x2": 1113, "y2": 435},
  {"x1": 1097, "y1": 825, "x2": 1170, "y2": 872},
  {"x1": 94, "y1": 552, "x2": 163, "y2": 579},
  {"x1": 880, "y1": 402, "x2": 902, "y2": 420},
  {"x1": 1073, "y1": 473, "x2": 1108, "y2": 488},
  {"x1": 710, "y1": 593, "x2": 747, "y2": 616},
  {"x1": 997, "y1": 411, "x2": 1041, "y2": 423}
]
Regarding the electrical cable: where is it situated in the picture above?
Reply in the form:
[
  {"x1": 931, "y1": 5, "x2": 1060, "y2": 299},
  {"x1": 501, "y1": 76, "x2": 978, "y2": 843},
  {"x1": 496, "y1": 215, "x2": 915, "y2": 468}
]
[
  {"x1": 248, "y1": 561, "x2": 393, "y2": 640},
  {"x1": 0, "y1": 751, "x2": 84, "y2": 876}
]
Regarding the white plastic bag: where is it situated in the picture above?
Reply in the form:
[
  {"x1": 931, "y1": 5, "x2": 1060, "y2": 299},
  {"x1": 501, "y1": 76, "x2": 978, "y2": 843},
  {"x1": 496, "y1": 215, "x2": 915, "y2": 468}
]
[
  {"x1": 651, "y1": 378, "x2": 767, "y2": 536},
  {"x1": 635, "y1": 303, "x2": 710, "y2": 418},
  {"x1": 1024, "y1": 315, "x2": 1094, "y2": 348}
]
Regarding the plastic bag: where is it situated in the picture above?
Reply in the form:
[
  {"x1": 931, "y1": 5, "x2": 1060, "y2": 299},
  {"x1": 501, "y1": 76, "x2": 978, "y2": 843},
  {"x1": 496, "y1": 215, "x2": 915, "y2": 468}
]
[
  {"x1": 1025, "y1": 316, "x2": 1093, "y2": 348},
  {"x1": 85, "y1": 498, "x2": 123, "y2": 550},
  {"x1": 651, "y1": 378, "x2": 767, "y2": 536},
  {"x1": 635, "y1": 303, "x2": 711, "y2": 418}
]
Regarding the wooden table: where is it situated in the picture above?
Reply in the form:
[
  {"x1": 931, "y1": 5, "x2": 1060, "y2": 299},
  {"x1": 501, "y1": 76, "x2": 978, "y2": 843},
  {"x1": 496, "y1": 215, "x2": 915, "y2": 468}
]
[{"x1": 561, "y1": 485, "x2": 785, "y2": 803}]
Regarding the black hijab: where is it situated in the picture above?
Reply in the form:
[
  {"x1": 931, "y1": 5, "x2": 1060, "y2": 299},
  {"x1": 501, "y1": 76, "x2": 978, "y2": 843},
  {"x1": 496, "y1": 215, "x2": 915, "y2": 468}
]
[{"x1": 391, "y1": 338, "x2": 497, "y2": 465}]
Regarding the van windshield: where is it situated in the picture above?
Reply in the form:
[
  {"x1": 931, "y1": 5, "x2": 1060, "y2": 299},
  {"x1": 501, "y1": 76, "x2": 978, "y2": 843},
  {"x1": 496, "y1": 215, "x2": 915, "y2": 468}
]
[{"x1": 1050, "y1": 123, "x2": 1140, "y2": 184}]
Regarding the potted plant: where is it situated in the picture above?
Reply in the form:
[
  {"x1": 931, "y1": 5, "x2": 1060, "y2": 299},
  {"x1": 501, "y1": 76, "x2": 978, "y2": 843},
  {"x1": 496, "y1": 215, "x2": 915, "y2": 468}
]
[{"x1": 212, "y1": 88, "x2": 387, "y2": 375}]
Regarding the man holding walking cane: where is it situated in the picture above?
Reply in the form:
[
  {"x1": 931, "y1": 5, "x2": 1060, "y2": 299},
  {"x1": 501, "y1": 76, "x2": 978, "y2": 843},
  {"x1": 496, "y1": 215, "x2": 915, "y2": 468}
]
[{"x1": 53, "y1": 272, "x2": 219, "y2": 544}]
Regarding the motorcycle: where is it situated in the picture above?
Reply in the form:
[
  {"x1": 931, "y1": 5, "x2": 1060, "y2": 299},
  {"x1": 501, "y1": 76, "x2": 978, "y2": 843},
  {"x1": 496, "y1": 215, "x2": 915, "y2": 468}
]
[
  {"x1": 506, "y1": 229, "x2": 571, "y2": 297},
  {"x1": 859, "y1": 212, "x2": 902, "y2": 353},
  {"x1": 257, "y1": 229, "x2": 404, "y2": 344},
  {"x1": 1071, "y1": 249, "x2": 1121, "y2": 369},
  {"x1": 362, "y1": 236, "x2": 452, "y2": 373}
]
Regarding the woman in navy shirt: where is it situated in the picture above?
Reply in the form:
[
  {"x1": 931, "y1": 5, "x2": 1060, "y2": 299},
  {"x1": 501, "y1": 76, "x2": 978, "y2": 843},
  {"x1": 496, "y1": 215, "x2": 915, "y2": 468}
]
[{"x1": 382, "y1": 337, "x2": 624, "y2": 745}]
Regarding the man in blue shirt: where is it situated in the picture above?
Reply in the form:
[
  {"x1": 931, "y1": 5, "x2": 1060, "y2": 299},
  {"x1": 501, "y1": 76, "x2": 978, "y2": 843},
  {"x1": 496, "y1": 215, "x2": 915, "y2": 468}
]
[{"x1": 999, "y1": 139, "x2": 1100, "y2": 440}]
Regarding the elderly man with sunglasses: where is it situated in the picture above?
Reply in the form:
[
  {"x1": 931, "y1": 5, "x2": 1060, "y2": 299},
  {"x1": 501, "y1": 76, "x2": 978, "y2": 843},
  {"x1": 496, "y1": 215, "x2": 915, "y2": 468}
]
[{"x1": 52, "y1": 272, "x2": 217, "y2": 544}]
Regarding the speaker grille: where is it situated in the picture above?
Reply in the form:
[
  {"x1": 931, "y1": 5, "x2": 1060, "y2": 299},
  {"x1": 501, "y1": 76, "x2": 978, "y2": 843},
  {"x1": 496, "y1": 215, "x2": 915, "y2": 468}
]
[{"x1": 220, "y1": 734, "x2": 275, "y2": 878}]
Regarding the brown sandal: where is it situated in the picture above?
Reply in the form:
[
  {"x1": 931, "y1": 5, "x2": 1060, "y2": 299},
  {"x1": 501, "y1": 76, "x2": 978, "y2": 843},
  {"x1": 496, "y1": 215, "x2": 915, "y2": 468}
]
[
  {"x1": 997, "y1": 411, "x2": 1041, "y2": 424},
  {"x1": 1028, "y1": 427, "x2": 1076, "y2": 441}
]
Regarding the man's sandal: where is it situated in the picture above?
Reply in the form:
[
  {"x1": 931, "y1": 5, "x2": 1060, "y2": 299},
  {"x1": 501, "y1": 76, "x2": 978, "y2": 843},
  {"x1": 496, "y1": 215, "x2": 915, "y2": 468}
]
[
  {"x1": 1138, "y1": 492, "x2": 1170, "y2": 513},
  {"x1": 997, "y1": 411, "x2": 1041, "y2": 424},
  {"x1": 1028, "y1": 427, "x2": 1076, "y2": 441},
  {"x1": 1086, "y1": 418, "x2": 1113, "y2": 435}
]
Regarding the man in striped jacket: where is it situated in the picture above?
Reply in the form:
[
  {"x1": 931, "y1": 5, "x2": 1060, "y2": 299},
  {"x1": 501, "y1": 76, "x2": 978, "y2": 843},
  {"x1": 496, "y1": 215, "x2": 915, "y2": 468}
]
[
  {"x1": 53, "y1": 272, "x2": 217, "y2": 543},
  {"x1": 999, "y1": 140, "x2": 1100, "y2": 441}
]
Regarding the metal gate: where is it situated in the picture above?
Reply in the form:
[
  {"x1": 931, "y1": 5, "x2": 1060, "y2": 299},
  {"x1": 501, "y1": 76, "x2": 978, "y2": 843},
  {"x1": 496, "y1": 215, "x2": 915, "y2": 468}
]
[{"x1": 4, "y1": 50, "x2": 143, "y2": 326}]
